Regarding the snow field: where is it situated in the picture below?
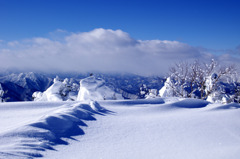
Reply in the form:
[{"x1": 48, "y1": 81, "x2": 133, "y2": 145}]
[
  {"x1": 0, "y1": 98, "x2": 240, "y2": 158},
  {"x1": 44, "y1": 98, "x2": 240, "y2": 159}
]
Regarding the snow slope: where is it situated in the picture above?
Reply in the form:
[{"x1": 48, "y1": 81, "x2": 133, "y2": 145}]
[{"x1": 0, "y1": 98, "x2": 240, "y2": 159}]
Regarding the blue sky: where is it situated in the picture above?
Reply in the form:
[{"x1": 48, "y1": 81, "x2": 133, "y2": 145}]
[
  {"x1": 0, "y1": 0, "x2": 240, "y2": 50},
  {"x1": 0, "y1": 0, "x2": 239, "y2": 75}
]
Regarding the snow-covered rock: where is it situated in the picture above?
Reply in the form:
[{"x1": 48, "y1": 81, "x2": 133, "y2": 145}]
[{"x1": 77, "y1": 76, "x2": 123, "y2": 101}]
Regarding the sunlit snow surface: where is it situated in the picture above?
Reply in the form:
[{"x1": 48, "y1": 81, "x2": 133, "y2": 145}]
[{"x1": 0, "y1": 98, "x2": 240, "y2": 159}]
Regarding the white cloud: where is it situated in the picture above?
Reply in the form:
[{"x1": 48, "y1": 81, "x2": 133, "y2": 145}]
[
  {"x1": 0, "y1": 28, "x2": 238, "y2": 76},
  {"x1": 7, "y1": 41, "x2": 20, "y2": 47}
]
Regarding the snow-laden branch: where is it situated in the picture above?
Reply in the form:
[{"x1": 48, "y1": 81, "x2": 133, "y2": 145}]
[{"x1": 160, "y1": 59, "x2": 239, "y2": 103}]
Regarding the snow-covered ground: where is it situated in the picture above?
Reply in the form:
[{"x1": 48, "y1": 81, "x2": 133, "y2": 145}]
[{"x1": 0, "y1": 98, "x2": 240, "y2": 159}]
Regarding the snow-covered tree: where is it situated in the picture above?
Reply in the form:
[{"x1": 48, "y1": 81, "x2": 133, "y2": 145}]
[
  {"x1": 222, "y1": 73, "x2": 240, "y2": 103},
  {"x1": 234, "y1": 85, "x2": 240, "y2": 103},
  {"x1": 201, "y1": 59, "x2": 235, "y2": 100},
  {"x1": 139, "y1": 84, "x2": 149, "y2": 99},
  {"x1": 32, "y1": 76, "x2": 79, "y2": 101},
  {"x1": 161, "y1": 59, "x2": 237, "y2": 103},
  {"x1": 0, "y1": 84, "x2": 4, "y2": 102},
  {"x1": 161, "y1": 61, "x2": 200, "y2": 98},
  {"x1": 145, "y1": 89, "x2": 158, "y2": 99},
  {"x1": 77, "y1": 76, "x2": 123, "y2": 101},
  {"x1": 159, "y1": 77, "x2": 176, "y2": 97}
]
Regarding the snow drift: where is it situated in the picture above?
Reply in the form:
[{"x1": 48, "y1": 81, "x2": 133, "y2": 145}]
[{"x1": 0, "y1": 101, "x2": 111, "y2": 158}]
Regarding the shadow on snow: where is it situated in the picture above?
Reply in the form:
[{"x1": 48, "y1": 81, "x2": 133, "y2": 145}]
[{"x1": 0, "y1": 101, "x2": 113, "y2": 158}]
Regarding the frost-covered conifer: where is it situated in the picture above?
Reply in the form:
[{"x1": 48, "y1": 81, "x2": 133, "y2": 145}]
[
  {"x1": 139, "y1": 84, "x2": 149, "y2": 99},
  {"x1": 145, "y1": 89, "x2": 158, "y2": 99},
  {"x1": 0, "y1": 84, "x2": 4, "y2": 102},
  {"x1": 32, "y1": 76, "x2": 79, "y2": 101}
]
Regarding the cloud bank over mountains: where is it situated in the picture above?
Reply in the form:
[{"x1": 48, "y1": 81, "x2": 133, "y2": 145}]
[{"x1": 0, "y1": 28, "x2": 238, "y2": 75}]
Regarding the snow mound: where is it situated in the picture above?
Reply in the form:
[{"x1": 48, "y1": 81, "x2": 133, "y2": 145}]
[
  {"x1": 105, "y1": 98, "x2": 165, "y2": 106},
  {"x1": 171, "y1": 98, "x2": 210, "y2": 108},
  {"x1": 0, "y1": 101, "x2": 110, "y2": 158},
  {"x1": 212, "y1": 103, "x2": 240, "y2": 110},
  {"x1": 77, "y1": 76, "x2": 123, "y2": 101}
]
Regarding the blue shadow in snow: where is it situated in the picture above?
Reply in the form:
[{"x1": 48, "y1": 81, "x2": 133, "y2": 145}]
[
  {"x1": 9, "y1": 101, "x2": 113, "y2": 158},
  {"x1": 104, "y1": 98, "x2": 165, "y2": 106},
  {"x1": 171, "y1": 99, "x2": 209, "y2": 108},
  {"x1": 212, "y1": 103, "x2": 240, "y2": 110}
]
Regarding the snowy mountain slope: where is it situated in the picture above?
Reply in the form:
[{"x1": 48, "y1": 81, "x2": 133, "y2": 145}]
[
  {"x1": 95, "y1": 73, "x2": 164, "y2": 98},
  {"x1": 0, "y1": 81, "x2": 28, "y2": 101},
  {"x1": 0, "y1": 72, "x2": 52, "y2": 92},
  {"x1": 0, "y1": 98, "x2": 240, "y2": 159},
  {"x1": 0, "y1": 72, "x2": 53, "y2": 102}
]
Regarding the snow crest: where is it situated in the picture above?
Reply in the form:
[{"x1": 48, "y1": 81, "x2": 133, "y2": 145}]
[{"x1": 0, "y1": 101, "x2": 111, "y2": 158}]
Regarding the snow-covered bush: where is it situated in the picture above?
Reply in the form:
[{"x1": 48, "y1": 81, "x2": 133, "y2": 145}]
[{"x1": 32, "y1": 76, "x2": 79, "y2": 101}]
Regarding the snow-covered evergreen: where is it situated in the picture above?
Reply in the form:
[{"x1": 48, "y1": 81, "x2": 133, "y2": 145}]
[
  {"x1": 159, "y1": 77, "x2": 175, "y2": 97},
  {"x1": 32, "y1": 76, "x2": 79, "y2": 101},
  {"x1": 145, "y1": 89, "x2": 158, "y2": 99},
  {"x1": 0, "y1": 84, "x2": 4, "y2": 102},
  {"x1": 77, "y1": 76, "x2": 123, "y2": 101}
]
